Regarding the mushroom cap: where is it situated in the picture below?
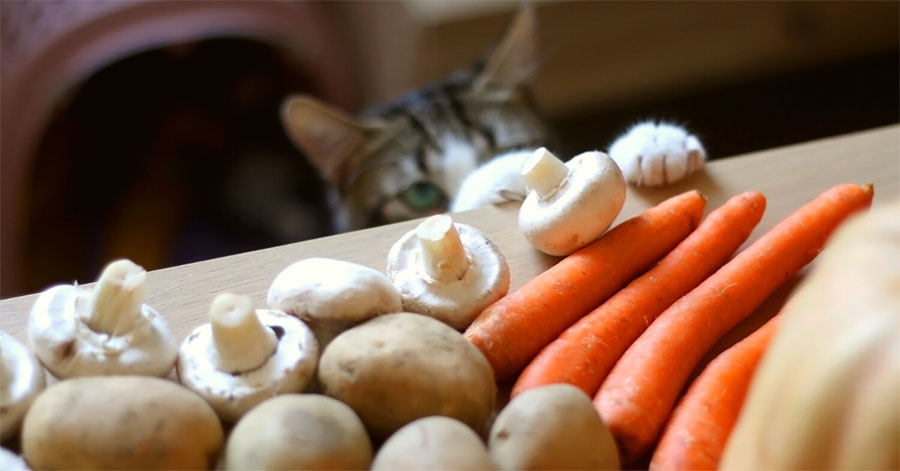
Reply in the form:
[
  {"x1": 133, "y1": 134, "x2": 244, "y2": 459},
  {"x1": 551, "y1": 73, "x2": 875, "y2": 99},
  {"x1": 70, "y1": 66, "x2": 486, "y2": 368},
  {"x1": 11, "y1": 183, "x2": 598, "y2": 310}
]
[
  {"x1": 0, "y1": 331, "x2": 45, "y2": 442},
  {"x1": 386, "y1": 222, "x2": 510, "y2": 330},
  {"x1": 177, "y1": 309, "x2": 318, "y2": 423},
  {"x1": 519, "y1": 151, "x2": 626, "y2": 256},
  {"x1": 27, "y1": 284, "x2": 177, "y2": 378},
  {"x1": 267, "y1": 258, "x2": 402, "y2": 342}
]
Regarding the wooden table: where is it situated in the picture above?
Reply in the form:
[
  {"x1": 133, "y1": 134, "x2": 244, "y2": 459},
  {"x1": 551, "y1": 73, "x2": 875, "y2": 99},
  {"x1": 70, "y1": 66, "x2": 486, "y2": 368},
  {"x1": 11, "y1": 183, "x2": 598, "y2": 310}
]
[{"x1": 2, "y1": 124, "x2": 898, "y2": 366}]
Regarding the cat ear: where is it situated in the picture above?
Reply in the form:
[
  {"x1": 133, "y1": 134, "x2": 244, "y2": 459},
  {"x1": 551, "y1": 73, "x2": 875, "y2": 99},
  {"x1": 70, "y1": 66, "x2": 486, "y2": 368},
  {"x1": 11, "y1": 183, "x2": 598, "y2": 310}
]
[
  {"x1": 282, "y1": 96, "x2": 382, "y2": 182},
  {"x1": 474, "y1": 5, "x2": 538, "y2": 92}
]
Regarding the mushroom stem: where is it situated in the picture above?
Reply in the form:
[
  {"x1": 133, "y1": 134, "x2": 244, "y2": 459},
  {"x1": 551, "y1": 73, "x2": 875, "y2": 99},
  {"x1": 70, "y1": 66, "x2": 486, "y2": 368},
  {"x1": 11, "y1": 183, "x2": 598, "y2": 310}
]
[
  {"x1": 416, "y1": 215, "x2": 470, "y2": 282},
  {"x1": 84, "y1": 259, "x2": 147, "y2": 335},
  {"x1": 522, "y1": 147, "x2": 570, "y2": 198},
  {"x1": 210, "y1": 293, "x2": 278, "y2": 373}
]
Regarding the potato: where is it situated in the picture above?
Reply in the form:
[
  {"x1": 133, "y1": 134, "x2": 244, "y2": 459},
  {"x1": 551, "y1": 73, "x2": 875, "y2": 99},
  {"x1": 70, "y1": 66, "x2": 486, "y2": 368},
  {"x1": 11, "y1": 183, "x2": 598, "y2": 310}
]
[
  {"x1": 21, "y1": 376, "x2": 223, "y2": 470},
  {"x1": 372, "y1": 416, "x2": 497, "y2": 470},
  {"x1": 318, "y1": 312, "x2": 496, "y2": 440},
  {"x1": 225, "y1": 394, "x2": 372, "y2": 470},
  {"x1": 489, "y1": 384, "x2": 619, "y2": 470}
]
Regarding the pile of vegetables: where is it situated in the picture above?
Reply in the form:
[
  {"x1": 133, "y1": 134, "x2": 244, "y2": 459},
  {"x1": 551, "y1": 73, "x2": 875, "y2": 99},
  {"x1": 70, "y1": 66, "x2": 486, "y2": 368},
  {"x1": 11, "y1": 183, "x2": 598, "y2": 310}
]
[{"x1": 1, "y1": 147, "x2": 896, "y2": 470}]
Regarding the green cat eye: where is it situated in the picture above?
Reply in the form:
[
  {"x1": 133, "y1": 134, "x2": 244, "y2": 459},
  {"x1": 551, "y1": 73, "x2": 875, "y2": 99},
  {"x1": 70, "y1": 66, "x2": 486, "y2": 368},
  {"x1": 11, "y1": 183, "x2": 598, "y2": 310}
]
[{"x1": 400, "y1": 182, "x2": 447, "y2": 212}]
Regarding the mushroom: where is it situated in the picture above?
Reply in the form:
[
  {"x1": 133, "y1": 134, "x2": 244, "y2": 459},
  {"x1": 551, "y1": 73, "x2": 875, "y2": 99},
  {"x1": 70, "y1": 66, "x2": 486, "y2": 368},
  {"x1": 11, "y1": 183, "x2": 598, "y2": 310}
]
[
  {"x1": 386, "y1": 215, "x2": 510, "y2": 330},
  {"x1": 518, "y1": 147, "x2": 626, "y2": 256},
  {"x1": 27, "y1": 259, "x2": 177, "y2": 378},
  {"x1": 0, "y1": 331, "x2": 45, "y2": 442},
  {"x1": 267, "y1": 257, "x2": 402, "y2": 347},
  {"x1": 177, "y1": 293, "x2": 318, "y2": 423}
]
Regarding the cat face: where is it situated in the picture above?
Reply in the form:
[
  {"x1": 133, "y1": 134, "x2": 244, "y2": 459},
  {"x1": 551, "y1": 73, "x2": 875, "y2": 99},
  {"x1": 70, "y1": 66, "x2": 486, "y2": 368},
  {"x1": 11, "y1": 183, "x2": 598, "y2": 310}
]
[{"x1": 283, "y1": 7, "x2": 547, "y2": 231}]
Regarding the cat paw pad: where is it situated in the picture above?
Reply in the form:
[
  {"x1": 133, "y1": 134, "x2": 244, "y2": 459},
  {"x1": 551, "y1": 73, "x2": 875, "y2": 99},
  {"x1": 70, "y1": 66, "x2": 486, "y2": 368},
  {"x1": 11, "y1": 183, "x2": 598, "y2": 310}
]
[{"x1": 608, "y1": 121, "x2": 706, "y2": 186}]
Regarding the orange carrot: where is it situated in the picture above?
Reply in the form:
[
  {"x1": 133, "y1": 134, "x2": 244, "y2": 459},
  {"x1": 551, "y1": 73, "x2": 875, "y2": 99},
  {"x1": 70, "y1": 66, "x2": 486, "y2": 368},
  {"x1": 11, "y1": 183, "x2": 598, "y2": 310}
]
[
  {"x1": 649, "y1": 315, "x2": 781, "y2": 471},
  {"x1": 465, "y1": 190, "x2": 706, "y2": 382},
  {"x1": 594, "y1": 183, "x2": 873, "y2": 464},
  {"x1": 512, "y1": 191, "x2": 766, "y2": 399}
]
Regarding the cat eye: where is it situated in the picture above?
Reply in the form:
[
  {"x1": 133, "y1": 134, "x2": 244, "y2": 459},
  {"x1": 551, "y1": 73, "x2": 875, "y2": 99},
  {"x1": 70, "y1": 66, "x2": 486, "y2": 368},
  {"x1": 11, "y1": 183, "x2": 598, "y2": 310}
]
[{"x1": 400, "y1": 182, "x2": 447, "y2": 212}]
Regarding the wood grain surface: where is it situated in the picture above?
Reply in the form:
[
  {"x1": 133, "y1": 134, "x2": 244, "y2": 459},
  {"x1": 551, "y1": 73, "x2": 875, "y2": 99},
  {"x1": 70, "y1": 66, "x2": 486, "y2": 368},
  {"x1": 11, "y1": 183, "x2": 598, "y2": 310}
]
[{"x1": 2, "y1": 125, "x2": 898, "y2": 372}]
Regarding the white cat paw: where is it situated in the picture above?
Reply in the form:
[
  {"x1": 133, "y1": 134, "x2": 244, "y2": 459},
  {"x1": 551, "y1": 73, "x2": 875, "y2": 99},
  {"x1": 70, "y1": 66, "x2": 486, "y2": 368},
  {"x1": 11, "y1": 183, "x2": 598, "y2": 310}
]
[
  {"x1": 450, "y1": 150, "x2": 530, "y2": 212},
  {"x1": 607, "y1": 121, "x2": 706, "y2": 186}
]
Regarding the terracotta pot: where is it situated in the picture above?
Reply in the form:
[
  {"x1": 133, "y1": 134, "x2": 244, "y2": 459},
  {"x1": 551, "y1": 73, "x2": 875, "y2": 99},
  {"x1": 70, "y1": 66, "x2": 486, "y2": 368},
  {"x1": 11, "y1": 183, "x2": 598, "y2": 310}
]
[{"x1": 0, "y1": 0, "x2": 358, "y2": 296}]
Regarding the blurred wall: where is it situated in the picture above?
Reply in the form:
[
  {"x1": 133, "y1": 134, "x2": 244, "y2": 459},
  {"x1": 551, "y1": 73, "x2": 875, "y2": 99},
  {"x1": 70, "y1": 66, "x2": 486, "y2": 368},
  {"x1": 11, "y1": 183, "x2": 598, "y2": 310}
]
[
  {"x1": 333, "y1": 1, "x2": 897, "y2": 117},
  {"x1": 325, "y1": 1, "x2": 898, "y2": 156}
]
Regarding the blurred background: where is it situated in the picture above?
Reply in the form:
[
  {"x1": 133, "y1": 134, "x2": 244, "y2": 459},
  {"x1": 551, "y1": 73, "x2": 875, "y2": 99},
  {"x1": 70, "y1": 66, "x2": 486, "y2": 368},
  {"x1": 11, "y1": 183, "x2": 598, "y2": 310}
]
[{"x1": 1, "y1": 0, "x2": 897, "y2": 297}]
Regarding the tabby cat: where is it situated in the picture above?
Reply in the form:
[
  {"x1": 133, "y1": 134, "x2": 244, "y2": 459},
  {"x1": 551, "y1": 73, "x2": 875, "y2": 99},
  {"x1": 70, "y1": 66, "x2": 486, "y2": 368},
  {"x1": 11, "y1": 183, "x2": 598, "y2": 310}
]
[{"x1": 282, "y1": 7, "x2": 705, "y2": 233}]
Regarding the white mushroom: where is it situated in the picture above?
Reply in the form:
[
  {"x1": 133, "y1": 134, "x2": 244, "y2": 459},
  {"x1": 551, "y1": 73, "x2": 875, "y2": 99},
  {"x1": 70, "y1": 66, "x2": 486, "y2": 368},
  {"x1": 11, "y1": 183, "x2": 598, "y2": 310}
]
[
  {"x1": 0, "y1": 332, "x2": 45, "y2": 442},
  {"x1": 27, "y1": 259, "x2": 177, "y2": 378},
  {"x1": 518, "y1": 147, "x2": 626, "y2": 256},
  {"x1": 387, "y1": 215, "x2": 510, "y2": 330},
  {"x1": 267, "y1": 257, "x2": 402, "y2": 347},
  {"x1": 177, "y1": 293, "x2": 318, "y2": 423}
]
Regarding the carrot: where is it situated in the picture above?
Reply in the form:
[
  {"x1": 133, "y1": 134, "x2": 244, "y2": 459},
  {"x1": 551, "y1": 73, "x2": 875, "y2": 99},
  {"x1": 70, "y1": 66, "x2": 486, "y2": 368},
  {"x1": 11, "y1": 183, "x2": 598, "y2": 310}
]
[
  {"x1": 465, "y1": 190, "x2": 706, "y2": 382},
  {"x1": 512, "y1": 191, "x2": 766, "y2": 399},
  {"x1": 594, "y1": 183, "x2": 873, "y2": 464},
  {"x1": 649, "y1": 315, "x2": 781, "y2": 471}
]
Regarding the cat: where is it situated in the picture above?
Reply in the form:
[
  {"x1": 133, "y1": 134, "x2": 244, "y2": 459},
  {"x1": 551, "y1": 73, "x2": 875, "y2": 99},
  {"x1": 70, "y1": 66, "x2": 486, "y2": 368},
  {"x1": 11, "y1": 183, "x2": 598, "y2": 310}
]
[{"x1": 282, "y1": 7, "x2": 705, "y2": 234}]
